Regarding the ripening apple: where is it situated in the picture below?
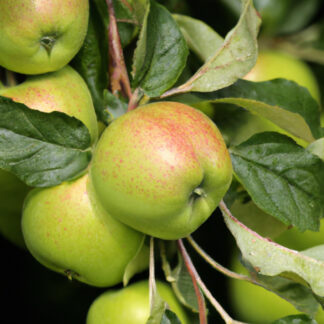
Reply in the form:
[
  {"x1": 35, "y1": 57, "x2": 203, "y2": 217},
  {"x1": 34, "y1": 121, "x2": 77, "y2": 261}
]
[
  {"x1": 0, "y1": 65, "x2": 98, "y2": 144},
  {"x1": 90, "y1": 101, "x2": 233, "y2": 240},
  {"x1": 0, "y1": 0, "x2": 89, "y2": 75},
  {"x1": 22, "y1": 173, "x2": 147, "y2": 287},
  {"x1": 0, "y1": 66, "x2": 97, "y2": 248},
  {"x1": 86, "y1": 280, "x2": 191, "y2": 324},
  {"x1": 224, "y1": 50, "x2": 321, "y2": 147}
]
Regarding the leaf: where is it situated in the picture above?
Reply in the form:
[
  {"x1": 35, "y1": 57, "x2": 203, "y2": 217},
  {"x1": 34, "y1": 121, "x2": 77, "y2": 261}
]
[
  {"x1": 222, "y1": 206, "x2": 324, "y2": 297},
  {"x1": 160, "y1": 310, "x2": 181, "y2": 324},
  {"x1": 132, "y1": 0, "x2": 188, "y2": 97},
  {"x1": 103, "y1": 89, "x2": 128, "y2": 122},
  {"x1": 0, "y1": 97, "x2": 91, "y2": 187},
  {"x1": 169, "y1": 79, "x2": 322, "y2": 143},
  {"x1": 113, "y1": 0, "x2": 139, "y2": 47},
  {"x1": 239, "y1": 257, "x2": 320, "y2": 317},
  {"x1": 230, "y1": 198, "x2": 288, "y2": 239},
  {"x1": 92, "y1": 0, "x2": 138, "y2": 46},
  {"x1": 170, "y1": 252, "x2": 200, "y2": 312},
  {"x1": 71, "y1": 1, "x2": 109, "y2": 124},
  {"x1": 272, "y1": 314, "x2": 317, "y2": 324},
  {"x1": 159, "y1": 241, "x2": 202, "y2": 314},
  {"x1": 146, "y1": 290, "x2": 166, "y2": 324},
  {"x1": 172, "y1": 14, "x2": 223, "y2": 62},
  {"x1": 162, "y1": 0, "x2": 261, "y2": 96},
  {"x1": 230, "y1": 132, "x2": 324, "y2": 232},
  {"x1": 146, "y1": 282, "x2": 182, "y2": 324},
  {"x1": 123, "y1": 236, "x2": 149, "y2": 286},
  {"x1": 308, "y1": 138, "x2": 324, "y2": 161}
]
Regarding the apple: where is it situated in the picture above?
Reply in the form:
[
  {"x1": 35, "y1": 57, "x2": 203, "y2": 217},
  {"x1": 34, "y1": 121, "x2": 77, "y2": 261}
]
[
  {"x1": 220, "y1": 50, "x2": 321, "y2": 147},
  {"x1": 0, "y1": 65, "x2": 98, "y2": 144},
  {"x1": 86, "y1": 280, "x2": 191, "y2": 324},
  {"x1": 22, "y1": 173, "x2": 147, "y2": 287},
  {"x1": 0, "y1": 66, "x2": 98, "y2": 248},
  {"x1": 0, "y1": 169, "x2": 30, "y2": 248},
  {"x1": 0, "y1": 0, "x2": 89, "y2": 75},
  {"x1": 244, "y1": 50, "x2": 320, "y2": 102},
  {"x1": 90, "y1": 101, "x2": 233, "y2": 240}
]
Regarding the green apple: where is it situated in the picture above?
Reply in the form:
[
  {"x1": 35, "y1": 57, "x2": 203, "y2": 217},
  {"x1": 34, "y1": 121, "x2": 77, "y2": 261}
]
[
  {"x1": 245, "y1": 50, "x2": 320, "y2": 102},
  {"x1": 0, "y1": 0, "x2": 89, "y2": 75},
  {"x1": 86, "y1": 280, "x2": 191, "y2": 324},
  {"x1": 90, "y1": 101, "x2": 233, "y2": 240},
  {"x1": 22, "y1": 173, "x2": 147, "y2": 287},
  {"x1": 223, "y1": 50, "x2": 321, "y2": 147},
  {"x1": 0, "y1": 66, "x2": 98, "y2": 249},
  {"x1": 0, "y1": 169, "x2": 30, "y2": 248},
  {"x1": 0, "y1": 65, "x2": 98, "y2": 144}
]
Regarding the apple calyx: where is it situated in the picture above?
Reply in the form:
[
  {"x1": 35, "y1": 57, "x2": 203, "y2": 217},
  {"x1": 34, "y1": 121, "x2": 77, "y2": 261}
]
[
  {"x1": 190, "y1": 187, "x2": 206, "y2": 202},
  {"x1": 40, "y1": 34, "x2": 58, "y2": 55},
  {"x1": 64, "y1": 269, "x2": 80, "y2": 281}
]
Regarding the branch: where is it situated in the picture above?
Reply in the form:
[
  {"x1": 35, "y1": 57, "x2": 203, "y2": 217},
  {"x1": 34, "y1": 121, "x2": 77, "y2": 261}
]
[
  {"x1": 106, "y1": 0, "x2": 132, "y2": 99},
  {"x1": 178, "y1": 239, "x2": 247, "y2": 324},
  {"x1": 177, "y1": 239, "x2": 208, "y2": 324},
  {"x1": 186, "y1": 236, "x2": 253, "y2": 283}
]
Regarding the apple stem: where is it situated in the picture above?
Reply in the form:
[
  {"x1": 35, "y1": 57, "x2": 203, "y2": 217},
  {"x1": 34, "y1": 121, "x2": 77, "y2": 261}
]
[
  {"x1": 178, "y1": 239, "x2": 247, "y2": 324},
  {"x1": 177, "y1": 239, "x2": 208, "y2": 324},
  {"x1": 148, "y1": 236, "x2": 157, "y2": 313},
  {"x1": 186, "y1": 236, "x2": 253, "y2": 283},
  {"x1": 5, "y1": 70, "x2": 17, "y2": 87},
  {"x1": 127, "y1": 88, "x2": 142, "y2": 111},
  {"x1": 106, "y1": 0, "x2": 133, "y2": 100}
]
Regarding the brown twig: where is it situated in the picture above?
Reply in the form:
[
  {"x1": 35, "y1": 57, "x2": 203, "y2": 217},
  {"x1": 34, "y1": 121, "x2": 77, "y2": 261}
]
[
  {"x1": 178, "y1": 239, "x2": 247, "y2": 324},
  {"x1": 177, "y1": 239, "x2": 207, "y2": 324},
  {"x1": 106, "y1": 0, "x2": 132, "y2": 99}
]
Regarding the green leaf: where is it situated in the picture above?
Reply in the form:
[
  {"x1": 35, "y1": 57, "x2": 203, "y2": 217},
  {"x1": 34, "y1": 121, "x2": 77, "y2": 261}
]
[
  {"x1": 0, "y1": 97, "x2": 91, "y2": 187},
  {"x1": 275, "y1": 0, "x2": 320, "y2": 35},
  {"x1": 230, "y1": 198, "x2": 288, "y2": 239},
  {"x1": 132, "y1": 0, "x2": 188, "y2": 97},
  {"x1": 169, "y1": 79, "x2": 321, "y2": 143},
  {"x1": 123, "y1": 236, "x2": 149, "y2": 286},
  {"x1": 230, "y1": 132, "x2": 324, "y2": 232},
  {"x1": 222, "y1": 206, "x2": 324, "y2": 297},
  {"x1": 113, "y1": 0, "x2": 139, "y2": 47},
  {"x1": 172, "y1": 14, "x2": 223, "y2": 62},
  {"x1": 272, "y1": 314, "x2": 317, "y2": 324},
  {"x1": 162, "y1": 0, "x2": 261, "y2": 96},
  {"x1": 308, "y1": 138, "x2": 324, "y2": 161},
  {"x1": 160, "y1": 309, "x2": 181, "y2": 324},
  {"x1": 238, "y1": 257, "x2": 320, "y2": 317},
  {"x1": 103, "y1": 89, "x2": 128, "y2": 122},
  {"x1": 170, "y1": 252, "x2": 200, "y2": 312},
  {"x1": 71, "y1": 1, "x2": 109, "y2": 124},
  {"x1": 159, "y1": 241, "x2": 202, "y2": 314},
  {"x1": 92, "y1": 0, "x2": 138, "y2": 46}
]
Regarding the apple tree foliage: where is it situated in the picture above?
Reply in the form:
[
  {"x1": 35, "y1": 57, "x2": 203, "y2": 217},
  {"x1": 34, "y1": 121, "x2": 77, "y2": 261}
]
[{"x1": 1, "y1": 0, "x2": 324, "y2": 323}]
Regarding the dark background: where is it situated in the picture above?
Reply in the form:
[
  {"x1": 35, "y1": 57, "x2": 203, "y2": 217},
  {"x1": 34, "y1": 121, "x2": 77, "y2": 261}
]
[{"x1": 1, "y1": 0, "x2": 324, "y2": 323}]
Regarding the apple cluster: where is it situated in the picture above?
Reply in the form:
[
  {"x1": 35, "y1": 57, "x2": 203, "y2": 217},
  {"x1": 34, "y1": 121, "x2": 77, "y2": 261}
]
[{"x1": 0, "y1": 1, "x2": 233, "y2": 323}]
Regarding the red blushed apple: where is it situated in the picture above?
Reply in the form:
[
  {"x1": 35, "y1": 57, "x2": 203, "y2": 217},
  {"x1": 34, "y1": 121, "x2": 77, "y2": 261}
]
[{"x1": 90, "y1": 101, "x2": 232, "y2": 240}]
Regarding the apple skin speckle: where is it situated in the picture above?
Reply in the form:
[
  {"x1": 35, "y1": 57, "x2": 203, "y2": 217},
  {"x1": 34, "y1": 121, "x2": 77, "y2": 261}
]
[{"x1": 90, "y1": 101, "x2": 233, "y2": 239}]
